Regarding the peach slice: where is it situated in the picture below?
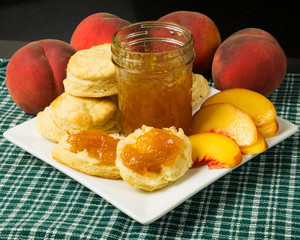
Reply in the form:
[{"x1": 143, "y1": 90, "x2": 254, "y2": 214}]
[
  {"x1": 240, "y1": 132, "x2": 268, "y2": 155},
  {"x1": 201, "y1": 88, "x2": 277, "y2": 127},
  {"x1": 191, "y1": 103, "x2": 258, "y2": 147},
  {"x1": 189, "y1": 132, "x2": 242, "y2": 169},
  {"x1": 258, "y1": 119, "x2": 279, "y2": 138}
]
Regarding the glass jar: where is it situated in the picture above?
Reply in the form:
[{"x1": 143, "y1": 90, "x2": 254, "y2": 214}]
[{"x1": 111, "y1": 21, "x2": 195, "y2": 136}]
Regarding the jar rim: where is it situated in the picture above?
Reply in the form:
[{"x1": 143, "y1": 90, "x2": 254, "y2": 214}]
[{"x1": 111, "y1": 21, "x2": 194, "y2": 57}]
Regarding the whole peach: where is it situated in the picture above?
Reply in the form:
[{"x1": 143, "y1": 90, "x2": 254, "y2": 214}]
[
  {"x1": 158, "y1": 11, "x2": 221, "y2": 74},
  {"x1": 6, "y1": 39, "x2": 76, "y2": 115},
  {"x1": 70, "y1": 12, "x2": 130, "y2": 51},
  {"x1": 212, "y1": 31, "x2": 286, "y2": 96}
]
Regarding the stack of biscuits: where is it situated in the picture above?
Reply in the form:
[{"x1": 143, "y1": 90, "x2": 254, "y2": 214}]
[
  {"x1": 35, "y1": 43, "x2": 120, "y2": 143},
  {"x1": 35, "y1": 43, "x2": 210, "y2": 191}
]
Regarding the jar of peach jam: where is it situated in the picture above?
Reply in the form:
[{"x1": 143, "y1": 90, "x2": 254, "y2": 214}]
[{"x1": 111, "y1": 21, "x2": 195, "y2": 136}]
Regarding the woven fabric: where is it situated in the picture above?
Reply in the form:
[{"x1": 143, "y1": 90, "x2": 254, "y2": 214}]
[{"x1": 0, "y1": 58, "x2": 299, "y2": 239}]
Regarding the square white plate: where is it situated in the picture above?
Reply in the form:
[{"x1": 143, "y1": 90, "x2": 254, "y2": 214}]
[{"x1": 3, "y1": 88, "x2": 298, "y2": 224}]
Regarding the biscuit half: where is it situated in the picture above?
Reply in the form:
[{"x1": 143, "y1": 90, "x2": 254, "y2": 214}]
[
  {"x1": 52, "y1": 130, "x2": 122, "y2": 179},
  {"x1": 192, "y1": 73, "x2": 210, "y2": 107},
  {"x1": 115, "y1": 125, "x2": 192, "y2": 191},
  {"x1": 64, "y1": 43, "x2": 117, "y2": 97}
]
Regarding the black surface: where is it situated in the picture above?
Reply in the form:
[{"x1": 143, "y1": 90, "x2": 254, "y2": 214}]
[
  {"x1": 0, "y1": 0, "x2": 299, "y2": 59},
  {"x1": 132, "y1": 1, "x2": 300, "y2": 59},
  {"x1": 0, "y1": 0, "x2": 137, "y2": 43}
]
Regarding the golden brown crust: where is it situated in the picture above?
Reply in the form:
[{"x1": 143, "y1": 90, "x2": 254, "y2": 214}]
[
  {"x1": 35, "y1": 92, "x2": 121, "y2": 142},
  {"x1": 50, "y1": 92, "x2": 120, "y2": 134},
  {"x1": 35, "y1": 106, "x2": 69, "y2": 143},
  {"x1": 63, "y1": 70, "x2": 117, "y2": 98},
  {"x1": 115, "y1": 125, "x2": 192, "y2": 191},
  {"x1": 64, "y1": 44, "x2": 117, "y2": 97}
]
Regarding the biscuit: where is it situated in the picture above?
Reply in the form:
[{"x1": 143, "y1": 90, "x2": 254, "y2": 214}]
[
  {"x1": 35, "y1": 106, "x2": 68, "y2": 143},
  {"x1": 63, "y1": 43, "x2": 117, "y2": 97},
  {"x1": 192, "y1": 73, "x2": 210, "y2": 107},
  {"x1": 35, "y1": 92, "x2": 121, "y2": 142},
  {"x1": 115, "y1": 125, "x2": 192, "y2": 191},
  {"x1": 52, "y1": 130, "x2": 122, "y2": 179},
  {"x1": 51, "y1": 92, "x2": 121, "y2": 134}
]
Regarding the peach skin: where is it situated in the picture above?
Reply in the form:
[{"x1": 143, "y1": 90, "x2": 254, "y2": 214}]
[
  {"x1": 70, "y1": 12, "x2": 130, "y2": 51},
  {"x1": 228, "y1": 28, "x2": 279, "y2": 44},
  {"x1": 158, "y1": 11, "x2": 221, "y2": 74},
  {"x1": 258, "y1": 119, "x2": 279, "y2": 138},
  {"x1": 189, "y1": 132, "x2": 242, "y2": 169},
  {"x1": 6, "y1": 39, "x2": 76, "y2": 115},
  {"x1": 212, "y1": 29, "x2": 286, "y2": 96}
]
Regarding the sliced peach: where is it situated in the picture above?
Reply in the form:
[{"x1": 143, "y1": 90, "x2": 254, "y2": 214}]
[
  {"x1": 189, "y1": 132, "x2": 242, "y2": 169},
  {"x1": 201, "y1": 88, "x2": 277, "y2": 127},
  {"x1": 258, "y1": 119, "x2": 279, "y2": 138},
  {"x1": 191, "y1": 103, "x2": 258, "y2": 147},
  {"x1": 240, "y1": 132, "x2": 268, "y2": 155}
]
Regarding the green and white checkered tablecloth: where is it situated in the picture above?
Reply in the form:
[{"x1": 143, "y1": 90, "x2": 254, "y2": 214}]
[{"x1": 0, "y1": 57, "x2": 299, "y2": 239}]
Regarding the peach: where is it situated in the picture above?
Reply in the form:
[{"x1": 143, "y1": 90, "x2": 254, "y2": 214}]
[
  {"x1": 258, "y1": 119, "x2": 279, "y2": 138},
  {"x1": 70, "y1": 13, "x2": 130, "y2": 51},
  {"x1": 189, "y1": 132, "x2": 242, "y2": 169},
  {"x1": 240, "y1": 132, "x2": 268, "y2": 155},
  {"x1": 212, "y1": 28, "x2": 287, "y2": 96},
  {"x1": 201, "y1": 88, "x2": 277, "y2": 127},
  {"x1": 158, "y1": 11, "x2": 221, "y2": 74},
  {"x1": 6, "y1": 39, "x2": 76, "y2": 115},
  {"x1": 191, "y1": 103, "x2": 258, "y2": 147}
]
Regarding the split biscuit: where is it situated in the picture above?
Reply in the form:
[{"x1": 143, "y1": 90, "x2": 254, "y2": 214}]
[
  {"x1": 52, "y1": 130, "x2": 122, "y2": 179},
  {"x1": 64, "y1": 43, "x2": 117, "y2": 97},
  {"x1": 115, "y1": 125, "x2": 192, "y2": 191},
  {"x1": 192, "y1": 73, "x2": 210, "y2": 107}
]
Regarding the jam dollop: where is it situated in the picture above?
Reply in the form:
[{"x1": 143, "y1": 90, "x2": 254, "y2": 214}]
[
  {"x1": 121, "y1": 128, "x2": 184, "y2": 174},
  {"x1": 67, "y1": 130, "x2": 119, "y2": 165}
]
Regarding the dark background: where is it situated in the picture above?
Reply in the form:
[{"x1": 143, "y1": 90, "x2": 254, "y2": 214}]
[{"x1": 0, "y1": 0, "x2": 299, "y2": 58}]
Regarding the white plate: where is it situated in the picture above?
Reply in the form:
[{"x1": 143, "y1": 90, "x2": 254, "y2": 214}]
[{"x1": 3, "y1": 88, "x2": 298, "y2": 224}]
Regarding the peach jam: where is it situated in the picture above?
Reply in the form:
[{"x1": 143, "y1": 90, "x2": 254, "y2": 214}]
[
  {"x1": 121, "y1": 128, "x2": 184, "y2": 175},
  {"x1": 111, "y1": 21, "x2": 195, "y2": 136},
  {"x1": 67, "y1": 130, "x2": 119, "y2": 165}
]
